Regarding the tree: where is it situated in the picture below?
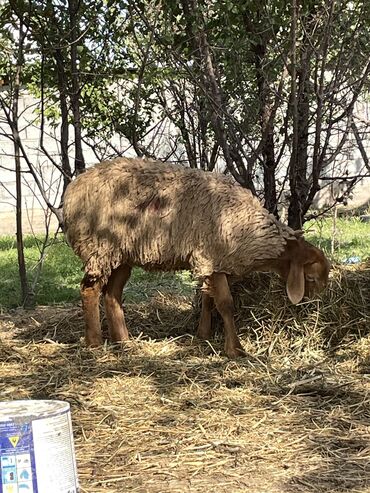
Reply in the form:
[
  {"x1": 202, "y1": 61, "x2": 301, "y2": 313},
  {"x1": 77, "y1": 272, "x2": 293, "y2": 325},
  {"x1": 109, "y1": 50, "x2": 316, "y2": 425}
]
[
  {"x1": 0, "y1": 10, "x2": 33, "y2": 306},
  {"x1": 1, "y1": 0, "x2": 369, "y2": 231},
  {"x1": 111, "y1": 0, "x2": 366, "y2": 226}
]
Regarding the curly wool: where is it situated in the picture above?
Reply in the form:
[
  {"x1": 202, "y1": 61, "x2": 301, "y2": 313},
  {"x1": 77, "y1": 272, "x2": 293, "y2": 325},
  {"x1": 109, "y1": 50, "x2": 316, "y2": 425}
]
[{"x1": 63, "y1": 158, "x2": 297, "y2": 284}]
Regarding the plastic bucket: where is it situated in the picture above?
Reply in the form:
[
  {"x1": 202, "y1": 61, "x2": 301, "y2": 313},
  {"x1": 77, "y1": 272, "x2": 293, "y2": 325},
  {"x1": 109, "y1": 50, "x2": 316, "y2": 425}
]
[{"x1": 0, "y1": 400, "x2": 79, "y2": 493}]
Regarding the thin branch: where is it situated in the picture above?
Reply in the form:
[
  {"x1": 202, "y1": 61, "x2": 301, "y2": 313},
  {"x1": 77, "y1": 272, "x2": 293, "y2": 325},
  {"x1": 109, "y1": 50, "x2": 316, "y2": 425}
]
[{"x1": 351, "y1": 120, "x2": 370, "y2": 172}]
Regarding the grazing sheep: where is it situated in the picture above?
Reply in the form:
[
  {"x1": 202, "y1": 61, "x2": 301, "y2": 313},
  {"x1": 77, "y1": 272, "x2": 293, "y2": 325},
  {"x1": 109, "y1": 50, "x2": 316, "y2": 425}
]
[{"x1": 63, "y1": 157, "x2": 330, "y2": 358}]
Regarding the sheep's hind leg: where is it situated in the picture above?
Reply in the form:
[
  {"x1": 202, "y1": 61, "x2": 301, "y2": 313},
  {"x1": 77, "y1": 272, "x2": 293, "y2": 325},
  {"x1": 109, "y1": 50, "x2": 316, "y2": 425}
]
[
  {"x1": 209, "y1": 273, "x2": 245, "y2": 358},
  {"x1": 103, "y1": 264, "x2": 132, "y2": 342},
  {"x1": 81, "y1": 275, "x2": 103, "y2": 347},
  {"x1": 197, "y1": 291, "x2": 215, "y2": 340}
]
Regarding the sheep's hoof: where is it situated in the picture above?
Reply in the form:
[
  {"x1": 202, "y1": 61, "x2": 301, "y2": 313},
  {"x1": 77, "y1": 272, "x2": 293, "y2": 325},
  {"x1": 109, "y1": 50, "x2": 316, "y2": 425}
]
[
  {"x1": 224, "y1": 343, "x2": 246, "y2": 359},
  {"x1": 85, "y1": 336, "x2": 103, "y2": 347},
  {"x1": 109, "y1": 333, "x2": 129, "y2": 343},
  {"x1": 197, "y1": 325, "x2": 214, "y2": 340}
]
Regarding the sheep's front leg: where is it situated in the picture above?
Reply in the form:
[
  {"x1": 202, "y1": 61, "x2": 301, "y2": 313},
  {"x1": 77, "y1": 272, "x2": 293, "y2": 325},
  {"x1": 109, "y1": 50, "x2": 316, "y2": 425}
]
[
  {"x1": 81, "y1": 275, "x2": 103, "y2": 347},
  {"x1": 103, "y1": 264, "x2": 132, "y2": 342},
  {"x1": 197, "y1": 291, "x2": 215, "y2": 340},
  {"x1": 208, "y1": 273, "x2": 245, "y2": 358}
]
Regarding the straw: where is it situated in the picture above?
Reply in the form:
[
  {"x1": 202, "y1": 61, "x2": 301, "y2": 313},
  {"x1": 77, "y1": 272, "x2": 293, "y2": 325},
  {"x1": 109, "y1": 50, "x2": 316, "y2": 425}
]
[{"x1": 0, "y1": 263, "x2": 369, "y2": 492}]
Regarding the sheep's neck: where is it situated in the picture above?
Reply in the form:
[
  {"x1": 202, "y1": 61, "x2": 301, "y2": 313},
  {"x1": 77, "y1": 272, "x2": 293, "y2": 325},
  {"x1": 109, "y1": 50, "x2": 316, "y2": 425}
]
[{"x1": 253, "y1": 257, "x2": 290, "y2": 280}]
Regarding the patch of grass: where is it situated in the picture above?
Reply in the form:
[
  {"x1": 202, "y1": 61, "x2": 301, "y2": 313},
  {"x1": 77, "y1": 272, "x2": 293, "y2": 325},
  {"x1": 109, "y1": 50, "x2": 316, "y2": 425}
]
[
  {"x1": 0, "y1": 236, "x2": 82, "y2": 308},
  {"x1": 305, "y1": 216, "x2": 370, "y2": 263},
  {"x1": 0, "y1": 235, "x2": 196, "y2": 309}
]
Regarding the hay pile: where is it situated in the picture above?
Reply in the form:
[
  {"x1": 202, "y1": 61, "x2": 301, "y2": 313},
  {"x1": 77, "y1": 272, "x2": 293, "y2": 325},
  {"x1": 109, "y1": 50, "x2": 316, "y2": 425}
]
[
  {"x1": 194, "y1": 262, "x2": 370, "y2": 356},
  {"x1": 0, "y1": 263, "x2": 369, "y2": 493}
]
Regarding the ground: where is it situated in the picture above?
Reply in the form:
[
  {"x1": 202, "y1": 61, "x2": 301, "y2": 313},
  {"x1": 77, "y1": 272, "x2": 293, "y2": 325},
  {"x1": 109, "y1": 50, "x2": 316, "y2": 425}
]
[
  {"x1": 0, "y1": 209, "x2": 59, "y2": 236},
  {"x1": 0, "y1": 265, "x2": 369, "y2": 493}
]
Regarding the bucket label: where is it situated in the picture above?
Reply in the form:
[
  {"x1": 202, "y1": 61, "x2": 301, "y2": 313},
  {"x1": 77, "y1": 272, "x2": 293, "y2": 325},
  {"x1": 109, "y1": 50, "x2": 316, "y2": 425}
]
[
  {"x1": 0, "y1": 410, "x2": 79, "y2": 493},
  {"x1": 0, "y1": 421, "x2": 37, "y2": 493}
]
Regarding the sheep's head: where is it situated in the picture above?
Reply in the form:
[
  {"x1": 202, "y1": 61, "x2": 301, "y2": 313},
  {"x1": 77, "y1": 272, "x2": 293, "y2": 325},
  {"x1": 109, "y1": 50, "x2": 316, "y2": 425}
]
[{"x1": 282, "y1": 236, "x2": 331, "y2": 304}]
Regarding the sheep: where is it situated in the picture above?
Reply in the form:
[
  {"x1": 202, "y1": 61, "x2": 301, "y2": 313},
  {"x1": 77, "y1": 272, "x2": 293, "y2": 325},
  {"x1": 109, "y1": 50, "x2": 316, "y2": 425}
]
[{"x1": 63, "y1": 157, "x2": 330, "y2": 358}]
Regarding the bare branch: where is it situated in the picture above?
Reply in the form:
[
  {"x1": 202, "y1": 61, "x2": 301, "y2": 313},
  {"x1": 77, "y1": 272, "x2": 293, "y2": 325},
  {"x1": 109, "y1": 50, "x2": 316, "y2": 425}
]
[{"x1": 351, "y1": 120, "x2": 370, "y2": 172}]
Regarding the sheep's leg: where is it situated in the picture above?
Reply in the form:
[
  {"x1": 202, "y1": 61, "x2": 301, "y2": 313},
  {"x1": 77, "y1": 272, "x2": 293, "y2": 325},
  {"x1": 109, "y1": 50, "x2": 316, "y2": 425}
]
[
  {"x1": 81, "y1": 275, "x2": 103, "y2": 347},
  {"x1": 209, "y1": 273, "x2": 245, "y2": 358},
  {"x1": 103, "y1": 264, "x2": 132, "y2": 342},
  {"x1": 197, "y1": 291, "x2": 215, "y2": 340}
]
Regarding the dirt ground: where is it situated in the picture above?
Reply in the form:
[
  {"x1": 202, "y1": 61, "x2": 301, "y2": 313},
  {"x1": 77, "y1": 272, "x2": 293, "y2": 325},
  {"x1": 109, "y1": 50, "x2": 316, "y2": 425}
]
[
  {"x1": 0, "y1": 208, "x2": 59, "y2": 235},
  {"x1": 0, "y1": 268, "x2": 369, "y2": 493}
]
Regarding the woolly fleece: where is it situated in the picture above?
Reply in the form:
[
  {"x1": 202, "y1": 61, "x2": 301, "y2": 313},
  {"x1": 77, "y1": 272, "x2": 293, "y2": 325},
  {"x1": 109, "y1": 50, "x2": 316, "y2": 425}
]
[{"x1": 63, "y1": 158, "x2": 297, "y2": 283}]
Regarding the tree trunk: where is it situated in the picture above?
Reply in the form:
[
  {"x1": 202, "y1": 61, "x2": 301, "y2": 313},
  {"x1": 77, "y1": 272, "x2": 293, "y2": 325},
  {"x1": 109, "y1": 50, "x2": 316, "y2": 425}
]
[
  {"x1": 263, "y1": 132, "x2": 277, "y2": 213},
  {"x1": 54, "y1": 49, "x2": 72, "y2": 193},
  {"x1": 13, "y1": 22, "x2": 33, "y2": 308},
  {"x1": 14, "y1": 129, "x2": 31, "y2": 307},
  {"x1": 252, "y1": 30, "x2": 278, "y2": 215},
  {"x1": 287, "y1": 0, "x2": 302, "y2": 229},
  {"x1": 288, "y1": 47, "x2": 311, "y2": 228},
  {"x1": 69, "y1": 0, "x2": 85, "y2": 175}
]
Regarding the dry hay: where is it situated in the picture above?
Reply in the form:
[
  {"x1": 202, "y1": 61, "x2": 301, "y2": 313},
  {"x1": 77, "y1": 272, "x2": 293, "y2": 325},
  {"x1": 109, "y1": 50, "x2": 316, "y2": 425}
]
[
  {"x1": 194, "y1": 261, "x2": 370, "y2": 357},
  {"x1": 0, "y1": 263, "x2": 369, "y2": 493}
]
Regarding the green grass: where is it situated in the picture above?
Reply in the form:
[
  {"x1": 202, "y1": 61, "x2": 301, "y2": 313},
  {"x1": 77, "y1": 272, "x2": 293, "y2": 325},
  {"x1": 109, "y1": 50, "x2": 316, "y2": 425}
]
[
  {"x1": 0, "y1": 236, "x2": 82, "y2": 308},
  {"x1": 0, "y1": 235, "x2": 196, "y2": 309},
  {"x1": 0, "y1": 216, "x2": 369, "y2": 309},
  {"x1": 304, "y1": 216, "x2": 370, "y2": 262}
]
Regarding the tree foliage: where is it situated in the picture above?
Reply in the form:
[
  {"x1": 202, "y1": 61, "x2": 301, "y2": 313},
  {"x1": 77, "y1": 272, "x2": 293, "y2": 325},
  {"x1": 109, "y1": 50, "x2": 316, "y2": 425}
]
[{"x1": 0, "y1": 0, "x2": 369, "y2": 230}]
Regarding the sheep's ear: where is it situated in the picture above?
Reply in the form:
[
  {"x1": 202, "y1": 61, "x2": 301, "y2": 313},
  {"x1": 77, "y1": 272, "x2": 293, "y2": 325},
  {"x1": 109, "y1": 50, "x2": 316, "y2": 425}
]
[{"x1": 286, "y1": 261, "x2": 305, "y2": 304}]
